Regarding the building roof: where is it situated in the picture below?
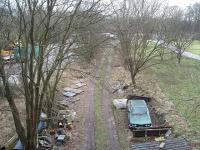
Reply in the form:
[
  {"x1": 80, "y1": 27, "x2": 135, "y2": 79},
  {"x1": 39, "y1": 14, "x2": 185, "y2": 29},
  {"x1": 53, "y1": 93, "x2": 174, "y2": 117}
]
[{"x1": 131, "y1": 138, "x2": 191, "y2": 150}]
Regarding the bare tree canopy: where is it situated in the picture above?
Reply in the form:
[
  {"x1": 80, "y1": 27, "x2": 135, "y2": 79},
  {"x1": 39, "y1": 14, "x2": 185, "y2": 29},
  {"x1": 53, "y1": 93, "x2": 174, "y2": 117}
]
[
  {"x1": 113, "y1": 0, "x2": 166, "y2": 84},
  {"x1": 165, "y1": 6, "x2": 193, "y2": 64}
]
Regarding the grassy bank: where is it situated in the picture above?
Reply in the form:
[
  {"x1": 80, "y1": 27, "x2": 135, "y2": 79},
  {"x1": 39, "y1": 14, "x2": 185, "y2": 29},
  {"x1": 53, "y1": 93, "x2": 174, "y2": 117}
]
[
  {"x1": 113, "y1": 108, "x2": 130, "y2": 150},
  {"x1": 152, "y1": 56, "x2": 200, "y2": 136},
  {"x1": 188, "y1": 40, "x2": 200, "y2": 55}
]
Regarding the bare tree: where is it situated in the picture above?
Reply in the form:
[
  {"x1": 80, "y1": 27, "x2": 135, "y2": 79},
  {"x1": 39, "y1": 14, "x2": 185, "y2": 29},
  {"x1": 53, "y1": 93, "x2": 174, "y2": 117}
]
[
  {"x1": 0, "y1": 1, "x2": 14, "y2": 50},
  {"x1": 113, "y1": 0, "x2": 165, "y2": 84},
  {"x1": 186, "y1": 3, "x2": 200, "y2": 37},
  {"x1": 166, "y1": 7, "x2": 193, "y2": 64},
  {"x1": 75, "y1": 9, "x2": 107, "y2": 63},
  {"x1": 0, "y1": 0, "x2": 106, "y2": 149}
]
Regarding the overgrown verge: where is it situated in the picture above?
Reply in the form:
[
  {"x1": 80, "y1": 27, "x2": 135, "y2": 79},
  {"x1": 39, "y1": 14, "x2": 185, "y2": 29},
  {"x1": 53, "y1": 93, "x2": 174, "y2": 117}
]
[
  {"x1": 113, "y1": 108, "x2": 130, "y2": 150},
  {"x1": 109, "y1": 52, "x2": 198, "y2": 148},
  {"x1": 150, "y1": 56, "x2": 200, "y2": 147}
]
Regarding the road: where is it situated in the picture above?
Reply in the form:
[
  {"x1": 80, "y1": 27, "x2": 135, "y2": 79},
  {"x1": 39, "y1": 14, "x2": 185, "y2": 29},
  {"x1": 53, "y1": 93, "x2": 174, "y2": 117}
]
[{"x1": 166, "y1": 44, "x2": 200, "y2": 61}]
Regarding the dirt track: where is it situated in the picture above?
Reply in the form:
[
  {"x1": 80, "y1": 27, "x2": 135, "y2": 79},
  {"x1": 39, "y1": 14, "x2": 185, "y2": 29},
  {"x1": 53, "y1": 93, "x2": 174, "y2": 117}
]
[
  {"x1": 81, "y1": 48, "x2": 120, "y2": 150},
  {"x1": 82, "y1": 66, "x2": 98, "y2": 150},
  {"x1": 101, "y1": 49, "x2": 120, "y2": 150}
]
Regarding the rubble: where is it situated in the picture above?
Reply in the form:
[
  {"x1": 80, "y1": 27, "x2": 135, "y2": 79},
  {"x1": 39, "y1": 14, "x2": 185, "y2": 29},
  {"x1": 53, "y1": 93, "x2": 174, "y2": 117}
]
[
  {"x1": 113, "y1": 99, "x2": 127, "y2": 109},
  {"x1": 12, "y1": 109, "x2": 76, "y2": 149},
  {"x1": 112, "y1": 80, "x2": 129, "y2": 94},
  {"x1": 63, "y1": 91, "x2": 77, "y2": 97},
  {"x1": 55, "y1": 129, "x2": 70, "y2": 146},
  {"x1": 38, "y1": 136, "x2": 52, "y2": 149},
  {"x1": 62, "y1": 79, "x2": 86, "y2": 102},
  {"x1": 0, "y1": 75, "x2": 20, "y2": 86}
]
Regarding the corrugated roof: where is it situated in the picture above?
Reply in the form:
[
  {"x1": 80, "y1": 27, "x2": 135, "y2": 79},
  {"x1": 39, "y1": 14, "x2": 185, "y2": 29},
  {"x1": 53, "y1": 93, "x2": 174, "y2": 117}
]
[{"x1": 131, "y1": 138, "x2": 191, "y2": 150}]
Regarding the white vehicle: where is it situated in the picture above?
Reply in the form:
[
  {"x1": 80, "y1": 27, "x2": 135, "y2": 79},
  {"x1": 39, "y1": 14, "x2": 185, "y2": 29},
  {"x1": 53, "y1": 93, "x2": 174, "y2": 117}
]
[{"x1": 102, "y1": 33, "x2": 115, "y2": 38}]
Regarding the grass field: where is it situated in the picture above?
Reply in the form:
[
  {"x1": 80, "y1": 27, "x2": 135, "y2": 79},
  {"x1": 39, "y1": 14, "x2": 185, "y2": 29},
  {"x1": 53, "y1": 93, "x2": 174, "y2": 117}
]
[
  {"x1": 187, "y1": 40, "x2": 200, "y2": 55},
  {"x1": 152, "y1": 55, "x2": 200, "y2": 136}
]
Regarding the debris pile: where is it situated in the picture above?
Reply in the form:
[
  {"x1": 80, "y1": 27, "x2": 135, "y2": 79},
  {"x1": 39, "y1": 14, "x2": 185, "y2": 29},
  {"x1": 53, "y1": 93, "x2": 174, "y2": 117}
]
[
  {"x1": 112, "y1": 80, "x2": 129, "y2": 96},
  {"x1": 58, "y1": 79, "x2": 86, "y2": 106},
  {"x1": 131, "y1": 137, "x2": 191, "y2": 150},
  {"x1": 113, "y1": 99, "x2": 127, "y2": 109},
  {"x1": 13, "y1": 110, "x2": 76, "y2": 149},
  {"x1": 112, "y1": 80, "x2": 149, "y2": 97}
]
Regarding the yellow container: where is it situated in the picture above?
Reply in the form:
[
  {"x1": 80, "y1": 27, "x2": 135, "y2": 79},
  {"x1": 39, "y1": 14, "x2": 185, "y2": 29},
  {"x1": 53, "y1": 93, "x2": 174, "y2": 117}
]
[{"x1": 0, "y1": 49, "x2": 13, "y2": 56}]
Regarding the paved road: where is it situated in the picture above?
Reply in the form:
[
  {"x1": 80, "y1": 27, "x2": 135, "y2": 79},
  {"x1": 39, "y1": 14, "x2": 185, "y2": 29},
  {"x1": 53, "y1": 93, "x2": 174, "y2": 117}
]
[
  {"x1": 166, "y1": 44, "x2": 200, "y2": 61},
  {"x1": 152, "y1": 40, "x2": 200, "y2": 61}
]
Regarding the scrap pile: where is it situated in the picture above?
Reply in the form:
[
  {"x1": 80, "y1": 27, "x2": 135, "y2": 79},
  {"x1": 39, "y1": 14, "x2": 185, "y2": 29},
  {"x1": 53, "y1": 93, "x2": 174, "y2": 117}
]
[
  {"x1": 58, "y1": 79, "x2": 86, "y2": 107},
  {"x1": 112, "y1": 80, "x2": 129, "y2": 96},
  {"x1": 37, "y1": 111, "x2": 73, "y2": 149},
  {"x1": 13, "y1": 109, "x2": 76, "y2": 149},
  {"x1": 131, "y1": 137, "x2": 191, "y2": 150}
]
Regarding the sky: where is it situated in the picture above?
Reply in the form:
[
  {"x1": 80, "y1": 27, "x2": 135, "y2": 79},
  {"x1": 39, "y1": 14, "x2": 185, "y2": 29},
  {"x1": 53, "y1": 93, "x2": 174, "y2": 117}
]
[{"x1": 168, "y1": 0, "x2": 200, "y2": 7}]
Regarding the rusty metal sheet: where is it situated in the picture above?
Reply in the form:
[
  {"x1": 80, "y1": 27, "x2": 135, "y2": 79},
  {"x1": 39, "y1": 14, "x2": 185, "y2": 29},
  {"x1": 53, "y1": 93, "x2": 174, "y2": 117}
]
[{"x1": 131, "y1": 138, "x2": 191, "y2": 150}]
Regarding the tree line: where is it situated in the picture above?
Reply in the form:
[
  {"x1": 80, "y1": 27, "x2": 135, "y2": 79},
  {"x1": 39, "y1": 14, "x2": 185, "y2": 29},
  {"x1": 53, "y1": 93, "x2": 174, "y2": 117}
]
[{"x1": 112, "y1": 0, "x2": 200, "y2": 84}]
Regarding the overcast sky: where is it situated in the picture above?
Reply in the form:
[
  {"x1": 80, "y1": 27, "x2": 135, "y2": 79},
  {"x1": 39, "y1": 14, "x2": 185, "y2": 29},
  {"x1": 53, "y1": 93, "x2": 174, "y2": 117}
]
[{"x1": 168, "y1": 0, "x2": 200, "y2": 7}]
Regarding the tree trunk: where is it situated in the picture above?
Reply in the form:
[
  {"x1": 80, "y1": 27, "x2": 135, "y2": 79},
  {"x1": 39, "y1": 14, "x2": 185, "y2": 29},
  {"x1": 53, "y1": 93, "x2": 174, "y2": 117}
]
[
  {"x1": 130, "y1": 70, "x2": 136, "y2": 85},
  {"x1": 0, "y1": 66, "x2": 26, "y2": 144},
  {"x1": 177, "y1": 52, "x2": 182, "y2": 64},
  {"x1": 160, "y1": 53, "x2": 164, "y2": 61},
  {"x1": 47, "y1": 102, "x2": 52, "y2": 127},
  {"x1": 25, "y1": 133, "x2": 37, "y2": 150},
  {"x1": 178, "y1": 57, "x2": 181, "y2": 64}
]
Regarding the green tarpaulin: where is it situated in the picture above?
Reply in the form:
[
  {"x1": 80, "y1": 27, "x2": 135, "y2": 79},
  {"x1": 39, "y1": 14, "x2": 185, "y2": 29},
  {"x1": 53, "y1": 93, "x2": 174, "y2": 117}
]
[{"x1": 13, "y1": 46, "x2": 40, "y2": 60}]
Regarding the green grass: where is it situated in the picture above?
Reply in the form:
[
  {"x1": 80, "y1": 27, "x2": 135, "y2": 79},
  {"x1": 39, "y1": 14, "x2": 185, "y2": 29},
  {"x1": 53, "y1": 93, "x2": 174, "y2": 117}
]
[
  {"x1": 152, "y1": 55, "x2": 200, "y2": 136},
  {"x1": 113, "y1": 108, "x2": 130, "y2": 150},
  {"x1": 94, "y1": 56, "x2": 108, "y2": 150},
  {"x1": 187, "y1": 40, "x2": 200, "y2": 55},
  {"x1": 94, "y1": 82, "x2": 107, "y2": 150}
]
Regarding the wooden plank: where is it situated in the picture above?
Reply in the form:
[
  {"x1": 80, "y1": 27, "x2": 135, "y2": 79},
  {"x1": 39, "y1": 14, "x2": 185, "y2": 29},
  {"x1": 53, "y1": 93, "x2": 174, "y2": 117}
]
[{"x1": 5, "y1": 133, "x2": 18, "y2": 149}]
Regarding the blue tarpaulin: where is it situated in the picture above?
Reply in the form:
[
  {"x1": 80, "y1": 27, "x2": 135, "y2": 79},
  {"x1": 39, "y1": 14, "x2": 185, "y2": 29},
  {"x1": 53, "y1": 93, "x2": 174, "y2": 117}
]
[
  {"x1": 13, "y1": 140, "x2": 23, "y2": 150},
  {"x1": 37, "y1": 121, "x2": 47, "y2": 132}
]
